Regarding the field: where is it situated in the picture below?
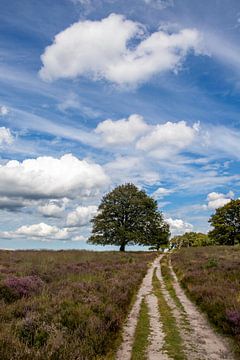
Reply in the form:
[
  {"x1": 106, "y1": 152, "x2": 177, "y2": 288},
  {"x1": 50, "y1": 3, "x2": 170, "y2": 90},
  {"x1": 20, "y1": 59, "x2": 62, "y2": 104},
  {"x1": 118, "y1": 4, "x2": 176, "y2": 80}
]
[
  {"x1": 171, "y1": 246, "x2": 240, "y2": 357},
  {"x1": 0, "y1": 250, "x2": 156, "y2": 360}
]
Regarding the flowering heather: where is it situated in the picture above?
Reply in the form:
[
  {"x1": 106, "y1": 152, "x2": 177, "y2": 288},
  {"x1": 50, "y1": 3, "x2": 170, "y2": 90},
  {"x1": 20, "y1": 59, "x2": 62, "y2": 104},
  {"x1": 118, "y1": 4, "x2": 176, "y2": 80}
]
[
  {"x1": 0, "y1": 250, "x2": 156, "y2": 359},
  {"x1": 171, "y1": 246, "x2": 240, "y2": 357},
  {"x1": 1, "y1": 276, "x2": 44, "y2": 302}
]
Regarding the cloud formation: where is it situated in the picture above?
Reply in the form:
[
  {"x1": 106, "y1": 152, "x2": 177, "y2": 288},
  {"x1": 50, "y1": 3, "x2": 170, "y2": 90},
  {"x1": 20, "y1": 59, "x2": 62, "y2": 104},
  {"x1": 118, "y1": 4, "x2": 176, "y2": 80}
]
[
  {"x1": 66, "y1": 205, "x2": 98, "y2": 226},
  {"x1": 0, "y1": 127, "x2": 14, "y2": 146},
  {"x1": 38, "y1": 199, "x2": 69, "y2": 217},
  {"x1": 136, "y1": 121, "x2": 200, "y2": 158},
  {"x1": 95, "y1": 114, "x2": 148, "y2": 146},
  {"x1": 166, "y1": 217, "x2": 193, "y2": 236},
  {"x1": 0, "y1": 154, "x2": 109, "y2": 204},
  {"x1": 39, "y1": 13, "x2": 204, "y2": 86},
  {"x1": 152, "y1": 187, "x2": 173, "y2": 199},
  {"x1": 0, "y1": 106, "x2": 9, "y2": 116},
  {"x1": 204, "y1": 191, "x2": 234, "y2": 210}
]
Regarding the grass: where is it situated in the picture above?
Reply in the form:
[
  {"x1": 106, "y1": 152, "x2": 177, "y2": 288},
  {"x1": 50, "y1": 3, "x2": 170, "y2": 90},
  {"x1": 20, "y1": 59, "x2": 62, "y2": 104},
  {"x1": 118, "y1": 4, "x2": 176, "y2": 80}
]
[
  {"x1": 171, "y1": 246, "x2": 240, "y2": 358},
  {"x1": 0, "y1": 250, "x2": 156, "y2": 360},
  {"x1": 131, "y1": 299, "x2": 150, "y2": 360},
  {"x1": 152, "y1": 268, "x2": 187, "y2": 360},
  {"x1": 160, "y1": 256, "x2": 190, "y2": 331}
]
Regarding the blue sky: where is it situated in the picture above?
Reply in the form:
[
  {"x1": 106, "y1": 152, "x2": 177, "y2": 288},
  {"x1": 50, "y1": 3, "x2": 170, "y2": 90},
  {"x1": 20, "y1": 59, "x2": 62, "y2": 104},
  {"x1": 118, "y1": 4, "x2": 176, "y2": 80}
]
[{"x1": 0, "y1": 0, "x2": 239, "y2": 250}]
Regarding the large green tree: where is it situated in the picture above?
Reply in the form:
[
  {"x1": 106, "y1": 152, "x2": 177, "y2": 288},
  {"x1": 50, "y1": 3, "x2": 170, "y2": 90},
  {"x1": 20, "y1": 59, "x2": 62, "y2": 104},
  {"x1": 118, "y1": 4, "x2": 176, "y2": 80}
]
[
  {"x1": 88, "y1": 183, "x2": 170, "y2": 251},
  {"x1": 208, "y1": 199, "x2": 240, "y2": 245}
]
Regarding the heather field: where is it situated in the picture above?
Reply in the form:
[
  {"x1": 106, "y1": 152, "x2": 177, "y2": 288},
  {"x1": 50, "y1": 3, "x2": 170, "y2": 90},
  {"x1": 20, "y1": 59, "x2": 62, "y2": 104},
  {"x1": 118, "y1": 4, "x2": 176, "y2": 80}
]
[
  {"x1": 0, "y1": 250, "x2": 156, "y2": 360},
  {"x1": 171, "y1": 246, "x2": 240, "y2": 357}
]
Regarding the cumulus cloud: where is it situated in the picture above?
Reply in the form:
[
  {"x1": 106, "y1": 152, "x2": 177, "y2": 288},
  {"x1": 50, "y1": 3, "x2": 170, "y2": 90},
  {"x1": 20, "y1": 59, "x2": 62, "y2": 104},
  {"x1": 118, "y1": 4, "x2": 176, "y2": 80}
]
[
  {"x1": 0, "y1": 222, "x2": 89, "y2": 242},
  {"x1": 204, "y1": 191, "x2": 234, "y2": 210},
  {"x1": 66, "y1": 205, "x2": 98, "y2": 226},
  {"x1": 39, "y1": 13, "x2": 204, "y2": 86},
  {"x1": 136, "y1": 121, "x2": 199, "y2": 158},
  {"x1": 166, "y1": 217, "x2": 193, "y2": 236},
  {"x1": 152, "y1": 187, "x2": 174, "y2": 199},
  {"x1": 0, "y1": 154, "x2": 109, "y2": 203},
  {"x1": 0, "y1": 106, "x2": 9, "y2": 116},
  {"x1": 38, "y1": 199, "x2": 69, "y2": 217},
  {"x1": 0, "y1": 127, "x2": 14, "y2": 146},
  {"x1": 95, "y1": 114, "x2": 148, "y2": 146},
  {"x1": 16, "y1": 223, "x2": 70, "y2": 240}
]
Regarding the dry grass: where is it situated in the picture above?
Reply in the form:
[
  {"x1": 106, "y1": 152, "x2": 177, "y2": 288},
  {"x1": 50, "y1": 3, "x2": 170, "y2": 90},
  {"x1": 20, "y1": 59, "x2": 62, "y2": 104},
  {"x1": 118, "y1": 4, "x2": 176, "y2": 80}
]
[{"x1": 0, "y1": 250, "x2": 156, "y2": 360}]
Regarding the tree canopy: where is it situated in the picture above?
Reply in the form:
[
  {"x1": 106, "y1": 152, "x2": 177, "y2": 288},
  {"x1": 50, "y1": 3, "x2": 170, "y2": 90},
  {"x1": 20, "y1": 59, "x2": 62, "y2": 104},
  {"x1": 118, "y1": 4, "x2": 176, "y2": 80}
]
[
  {"x1": 88, "y1": 183, "x2": 170, "y2": 251},
  {"x1": 208, "y1": 199, "x2": 240, "y2": 245},
  {"x1": 171, "y1": 232, "x2": 212, "y2": 249}
]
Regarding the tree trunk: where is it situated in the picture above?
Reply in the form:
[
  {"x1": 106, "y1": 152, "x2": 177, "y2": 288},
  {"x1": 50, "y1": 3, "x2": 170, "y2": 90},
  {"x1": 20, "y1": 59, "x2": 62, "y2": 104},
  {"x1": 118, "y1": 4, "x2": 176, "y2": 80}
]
[{"x1": 120, "y1": 243, "x2": 125, "y2": 252}]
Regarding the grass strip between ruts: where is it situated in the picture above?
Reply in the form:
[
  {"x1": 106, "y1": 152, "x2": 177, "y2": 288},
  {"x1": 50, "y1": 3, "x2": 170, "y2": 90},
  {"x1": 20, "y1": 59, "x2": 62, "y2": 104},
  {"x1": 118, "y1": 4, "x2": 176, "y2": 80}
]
[
  {"x1": 152, "y1": 267, "x2": 187, "y2": 360},
  {"x1": 131, "y1": 298, "x2": 150, "y2": 360}
]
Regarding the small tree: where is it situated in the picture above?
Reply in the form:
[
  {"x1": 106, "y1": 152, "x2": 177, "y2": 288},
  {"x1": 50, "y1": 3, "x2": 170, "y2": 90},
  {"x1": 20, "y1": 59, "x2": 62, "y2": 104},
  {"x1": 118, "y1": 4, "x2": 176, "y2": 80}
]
[
  {"x1": 88, "y1": 183, "x2": 170, "y2": 251},
  {"x1": 208, "y1": 199, "x2": 240, "y2": 245}
]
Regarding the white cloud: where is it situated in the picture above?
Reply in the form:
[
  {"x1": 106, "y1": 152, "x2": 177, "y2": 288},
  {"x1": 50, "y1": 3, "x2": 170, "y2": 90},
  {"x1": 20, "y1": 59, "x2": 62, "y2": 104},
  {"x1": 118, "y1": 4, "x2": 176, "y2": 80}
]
[
  {"x1": 38, "y1": 199, "x2": 68, "y2": 217},
  {"x1": 0, "y1": 154, "x2": 109, "y2": 202},
  {"x1": 136, "y1": 121, "x2": 199, "y2": 158},
  {"x1": 152, "y1": 187, "x2": 173, "y2": 199},
  {"x1": 143, "y1": 0, "x2": 174, "y2": 10},
  {"x1": 95, "y1": 114, "x2": 148, "y2": 146},
  {"x1": 16, "y1": 223, "x2": 70, "y2": 240},
  {"x1": 0, "y1": 222, "x2": 89, "y2": 242},
  {"x1": 39, "y1": 13, "x2": 204, "y2": 86},
  {"x1": 0, "y1": 223, "x2": 72, "y2": 241},
  {"x1": 66, "y1": 205, "x2": 98, "y2": 226},
  {"x1": 0, "y1": 106, "x2": 9, "y2": 116},
  {"x1": 204, "y1": 191, "x2": 234, "y2": 210},
  {"x1": 166, "y1": 217, "x2": 193, "y2": 236},
  {"x1": 0, "y1": 127, "x2": 14, "y2": 146}
]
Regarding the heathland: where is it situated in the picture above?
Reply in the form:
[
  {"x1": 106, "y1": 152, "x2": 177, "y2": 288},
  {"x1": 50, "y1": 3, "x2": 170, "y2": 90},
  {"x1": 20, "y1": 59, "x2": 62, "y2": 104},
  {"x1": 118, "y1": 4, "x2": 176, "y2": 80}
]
[
  {"x1": 0, "y1": 250, "x2": 156, "y2": 359},
  {"x1": 0, "y1": 247, "x2": 239, "y2": 359}
]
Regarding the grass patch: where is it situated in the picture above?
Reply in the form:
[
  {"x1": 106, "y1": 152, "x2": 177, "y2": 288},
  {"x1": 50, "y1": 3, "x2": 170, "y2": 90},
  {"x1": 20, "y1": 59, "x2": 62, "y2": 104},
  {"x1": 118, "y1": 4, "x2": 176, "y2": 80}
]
[
  {"x1": 160, "y1": 255, "x2": 190, "y2": 331},
  {"x1": 152, "y1": 268, "x2": 187, "y2": 360},
  {"x1": 171, "y1": 246, "x2": 240, "y2": 358},
  {"x1": 131, "y1": 299, "x2": 150, "y2": 360}
]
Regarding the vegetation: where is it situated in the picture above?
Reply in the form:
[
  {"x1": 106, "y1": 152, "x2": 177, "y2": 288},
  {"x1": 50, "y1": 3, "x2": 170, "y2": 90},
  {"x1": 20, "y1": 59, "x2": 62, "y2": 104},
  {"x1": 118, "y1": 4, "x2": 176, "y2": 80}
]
[
  {"x1": 152, "y1": 269, "x2": 186, "y2": 360},
  {"x1": 131, "y1": 299, "x2": 150, "y2": 360},
  {"x1": 209, "y1": 199, "x2": 240, "y2": 245},
  {"x1": 89, "y1": 183, "x2": 170, "y2": 251},
  {"x1": 171, "y1": 246, "x2": 240, "y2": 357},
  {"x1": 0, "y1": 250, "x2": 156, "y2": 360},
  {"x1": 171, "y1": 232, "x2": 213, "y2": 249}
]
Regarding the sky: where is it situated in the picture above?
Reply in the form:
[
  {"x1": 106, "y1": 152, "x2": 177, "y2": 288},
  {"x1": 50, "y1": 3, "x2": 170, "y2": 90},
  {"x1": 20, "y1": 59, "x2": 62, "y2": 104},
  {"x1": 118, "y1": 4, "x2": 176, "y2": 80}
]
[{"x1": 0, "y1": 0, "x2": 239, "y2": 250}]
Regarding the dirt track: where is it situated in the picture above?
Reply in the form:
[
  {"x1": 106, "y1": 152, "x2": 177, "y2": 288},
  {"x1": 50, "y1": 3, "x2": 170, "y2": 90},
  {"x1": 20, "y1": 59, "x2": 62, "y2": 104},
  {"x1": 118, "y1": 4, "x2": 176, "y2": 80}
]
[{"x1": 116, "y1": 254, "x2": 235, "y2": 360}]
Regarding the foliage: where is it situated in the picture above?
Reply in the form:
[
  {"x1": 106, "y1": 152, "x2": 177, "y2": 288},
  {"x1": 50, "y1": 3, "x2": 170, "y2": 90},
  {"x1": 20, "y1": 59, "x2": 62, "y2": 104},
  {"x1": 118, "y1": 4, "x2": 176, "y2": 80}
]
[
  {"x1": 88, "y1": 183, "x2": 170, "y2": 251},
  {"x1": 170, "y1": 232, "x2": 212, "y2": 249},
  {"x1": 171, "y1": 246, "x2": 240, "y2": 357},
  {"x1": 0, "y1": 250, "x2": 156, "y2": 360},
  {"x1": 208, "y1": 199, "x2": 240, "y2": 245}
]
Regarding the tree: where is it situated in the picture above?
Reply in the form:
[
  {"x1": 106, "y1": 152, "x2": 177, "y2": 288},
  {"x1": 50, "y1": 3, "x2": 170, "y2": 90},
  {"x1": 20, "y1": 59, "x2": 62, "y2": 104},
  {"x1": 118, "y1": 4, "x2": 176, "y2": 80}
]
[
  {"x1": 171, "y1": 232, "x2": 213, "y2": 249},
  {"x1": 88, "y1": 183, "x2": 170, "y2": 251},
  {"x1": 208, "y1": 199, "x2": 240, "y2": 245}
]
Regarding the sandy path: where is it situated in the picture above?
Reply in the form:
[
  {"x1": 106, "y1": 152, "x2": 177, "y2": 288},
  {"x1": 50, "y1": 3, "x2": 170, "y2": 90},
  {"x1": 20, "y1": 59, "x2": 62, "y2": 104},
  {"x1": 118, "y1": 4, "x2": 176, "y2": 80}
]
[
  {"x1": 116, "y1": 255, "x2": 169, "y2": 360},
  {"x1": 155, "y1": 259, "x2": 200, "y2": 359},
  {"x1": 169, "y1": 259, "x2": 235, "y2": 360},
  {"x1": 116, "y1": 255, "x2": 235, "y2": 360}
]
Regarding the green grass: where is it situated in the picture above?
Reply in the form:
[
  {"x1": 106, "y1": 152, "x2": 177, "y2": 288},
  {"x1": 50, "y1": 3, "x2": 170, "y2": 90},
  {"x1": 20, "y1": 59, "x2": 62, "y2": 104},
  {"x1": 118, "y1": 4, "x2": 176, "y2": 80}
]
[
  {"x1": 160, "y1": 255, "x2": 190, "y2": 331},
  {"x1": 152, "y1": 268, "x2": 187, "y2": 360},
  {"x1": 131, "y1": 299, "x2": 150, "y2": 360}
]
